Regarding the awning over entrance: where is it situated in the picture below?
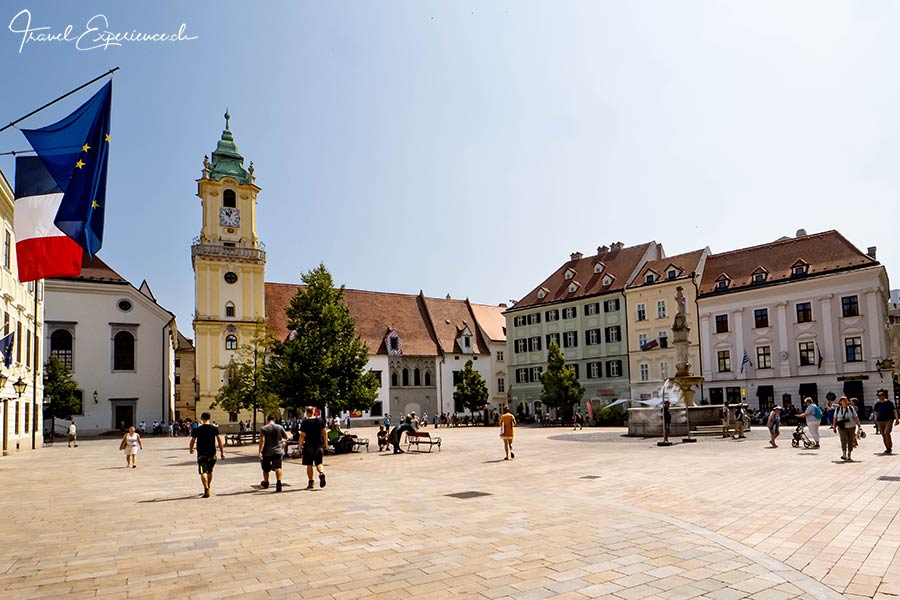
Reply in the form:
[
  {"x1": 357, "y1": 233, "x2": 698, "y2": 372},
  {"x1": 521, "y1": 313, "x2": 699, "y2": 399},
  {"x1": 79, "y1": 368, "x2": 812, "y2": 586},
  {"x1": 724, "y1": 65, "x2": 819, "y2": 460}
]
[{"x1": 798, "y1": 383, "x2": 818, "y2": 403}]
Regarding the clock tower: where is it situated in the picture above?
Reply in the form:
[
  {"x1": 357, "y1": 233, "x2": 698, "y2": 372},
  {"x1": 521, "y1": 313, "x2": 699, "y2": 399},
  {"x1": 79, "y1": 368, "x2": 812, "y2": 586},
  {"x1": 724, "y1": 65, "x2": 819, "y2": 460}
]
[{"x1": 192, "y1": 112, "x2": 266, "y2": 423}]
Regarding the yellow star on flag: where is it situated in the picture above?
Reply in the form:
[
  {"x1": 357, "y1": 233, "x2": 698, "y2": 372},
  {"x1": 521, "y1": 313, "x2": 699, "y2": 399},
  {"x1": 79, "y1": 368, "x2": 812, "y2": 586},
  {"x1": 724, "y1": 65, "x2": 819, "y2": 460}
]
[
  {"x1": 91, "y1": 200, "x2": 100, "y2": 209},
  {"x1": 105, "y1": 133, "x2": 110, "y2": 142},
  {"x1": 82, "y1": 143, "x2": 91, "y2": 152},
  {"x1": 75, "y1": 159, "x2": 86, "y2": 169}
]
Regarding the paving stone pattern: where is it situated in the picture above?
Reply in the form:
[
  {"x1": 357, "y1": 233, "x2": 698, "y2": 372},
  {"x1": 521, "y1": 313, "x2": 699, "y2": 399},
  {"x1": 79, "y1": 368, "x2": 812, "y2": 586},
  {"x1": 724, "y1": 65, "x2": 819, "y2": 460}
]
[{"x1": 1, "y1": 425, "x2": 899, "y2": 599}]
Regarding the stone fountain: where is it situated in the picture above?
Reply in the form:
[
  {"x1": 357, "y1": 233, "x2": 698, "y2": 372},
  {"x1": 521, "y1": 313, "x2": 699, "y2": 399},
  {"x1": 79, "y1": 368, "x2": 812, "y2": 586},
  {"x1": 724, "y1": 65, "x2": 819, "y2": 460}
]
[{"x1": 627, "y1": 286, "x2": 710, "y2": 437}]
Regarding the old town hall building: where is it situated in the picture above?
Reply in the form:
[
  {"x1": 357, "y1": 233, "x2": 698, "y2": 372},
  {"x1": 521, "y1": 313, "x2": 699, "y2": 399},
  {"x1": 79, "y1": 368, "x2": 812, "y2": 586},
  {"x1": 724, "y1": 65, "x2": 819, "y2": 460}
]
[{"x1": 191, "y1": 115, "x2": 506, "y2": 427}]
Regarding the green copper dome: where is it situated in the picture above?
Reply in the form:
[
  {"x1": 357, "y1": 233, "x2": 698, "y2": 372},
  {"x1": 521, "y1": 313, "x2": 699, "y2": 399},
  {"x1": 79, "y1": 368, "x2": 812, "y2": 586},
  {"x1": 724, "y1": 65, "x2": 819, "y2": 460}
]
[{"x1": 209, "y1": 110, "x2": 250, "y2": 184}]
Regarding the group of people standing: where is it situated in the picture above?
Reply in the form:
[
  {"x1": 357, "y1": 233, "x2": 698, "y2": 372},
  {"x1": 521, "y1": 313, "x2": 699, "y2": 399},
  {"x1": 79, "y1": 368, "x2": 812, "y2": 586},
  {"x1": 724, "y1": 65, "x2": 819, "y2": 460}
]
[{"x1": 765, "y1": 391, "x2": 899, "y2": 461}]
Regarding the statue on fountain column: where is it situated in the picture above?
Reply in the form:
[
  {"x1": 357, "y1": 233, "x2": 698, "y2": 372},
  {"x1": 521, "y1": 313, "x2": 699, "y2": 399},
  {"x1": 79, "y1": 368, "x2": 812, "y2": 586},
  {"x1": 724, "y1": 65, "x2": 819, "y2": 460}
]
[{"x1": 672, "y1": 286, "x2": 692, "y2": 378}]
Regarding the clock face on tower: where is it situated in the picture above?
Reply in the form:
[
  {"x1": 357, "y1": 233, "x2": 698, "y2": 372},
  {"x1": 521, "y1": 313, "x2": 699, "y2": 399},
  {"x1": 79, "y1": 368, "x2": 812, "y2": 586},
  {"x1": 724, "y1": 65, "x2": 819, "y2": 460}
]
[{"x1": 219, "y1": 207, "x2": 240, "y2": 227}]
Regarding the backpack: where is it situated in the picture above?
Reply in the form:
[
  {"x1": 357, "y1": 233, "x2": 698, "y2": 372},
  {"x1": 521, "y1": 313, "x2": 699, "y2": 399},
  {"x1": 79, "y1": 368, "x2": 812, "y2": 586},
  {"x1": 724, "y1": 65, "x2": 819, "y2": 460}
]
[{"x1": 813, "y1": 405, "x2": 823, "y2": 419}]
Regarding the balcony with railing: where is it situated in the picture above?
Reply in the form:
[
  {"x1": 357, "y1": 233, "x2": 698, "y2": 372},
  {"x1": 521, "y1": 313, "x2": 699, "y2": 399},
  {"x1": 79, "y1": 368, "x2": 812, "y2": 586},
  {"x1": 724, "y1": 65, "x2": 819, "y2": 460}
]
[{"x1": 191, "y1": 237, "x2": 266, "y2": 262}]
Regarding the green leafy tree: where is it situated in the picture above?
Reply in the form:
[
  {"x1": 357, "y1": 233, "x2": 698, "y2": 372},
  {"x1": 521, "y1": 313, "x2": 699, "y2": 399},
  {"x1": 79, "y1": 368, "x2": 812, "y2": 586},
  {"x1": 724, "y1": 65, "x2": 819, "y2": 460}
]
[
  {"x1": 43, "y1": 356, "x2": 81, "y2": 437},
  {"x1": 540, "y1": 342, "x2": 585, "y2": 416},
  {"x1": 453, "y1": 359, "x2": 489, "y2": 415},
  {"x1": 212, "y1": 325, "x2": 280, "y2": 430},
  {"x1": 265, "y1": 263, "x2": 379, "y2": 414}
]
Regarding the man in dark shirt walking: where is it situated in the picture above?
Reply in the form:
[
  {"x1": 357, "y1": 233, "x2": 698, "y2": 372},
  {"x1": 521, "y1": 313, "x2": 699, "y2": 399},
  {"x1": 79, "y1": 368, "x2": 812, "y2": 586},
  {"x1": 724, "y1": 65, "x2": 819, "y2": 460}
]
[
  {"x1": 258, "y1": 414, "x2": 288, "y2": 492},
  {"x1": 299, "y1": 406, "x2": 328, "y2": 489},
  {"x1": 873, "y1": 390, "x2": 900, "y2": 455},
  {"x1": 189, "y1": 412, "x2": 225, "y2": 498}
]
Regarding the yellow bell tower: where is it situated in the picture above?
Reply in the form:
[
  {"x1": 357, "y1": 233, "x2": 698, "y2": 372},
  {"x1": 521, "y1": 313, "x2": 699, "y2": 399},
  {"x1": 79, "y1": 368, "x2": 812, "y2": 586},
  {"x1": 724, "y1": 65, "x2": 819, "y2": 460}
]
[{"x1": 192, "y1": 111, "x2": 266, "y2": 424}]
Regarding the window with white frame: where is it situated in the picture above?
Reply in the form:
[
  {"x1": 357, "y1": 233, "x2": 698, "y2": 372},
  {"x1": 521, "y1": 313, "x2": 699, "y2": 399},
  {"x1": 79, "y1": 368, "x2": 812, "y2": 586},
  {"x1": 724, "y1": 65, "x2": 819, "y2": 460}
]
[
  {"x1": 563, "y1": 331, "x2": 578, "y2": 348},
  {"x1": 604, "y1": 326, "x2": 621, "y2": 343},
  {"x1": 530, "y1": 366, "x2": 543, "y2": 382},
  {"x1": 588, "y1": 362, "x2": 600, "y2": 378},
  {"x1": 515, "y1": 339, "x2": 527, "y2": 353},
  {"x1": 496, "y1": 351, "x2": 504, "y2": 361},
  {"x1": 528, "y1": 336, "x2": 541, "y2": 352},
  {"x1": 562, "y1": 307, "x2": 577, "y2": 319},
  {"x1": 660, "y1": 361, "x2": 669, "y2": 380},
  {"x1": 657, "y1": 300, "x2": 667, "y2": 318},
  {"x1": 658, "y1": 331, "x2": 668, "y2": 348},
  {"x1": 638, "y1": 333, "x2": 648, "y2": 347},
  {"x1": 585, "y1": 329, "x2": 600, "y2": 345},
  {"x1": 497, "y1": 378, "x2": 505, "y2": 393},
  {"x1": 639, "y1": 363, "x2": 649, "y2": 381},
  {"x1": 606, "y1": 360, "x2": 622, "y2": 377},
  {"x1": 845, "y1": 337, "x2": 863, "y2": 362},
  {"x1": 636, "y1": 303, "x2": 646, "y2": 321}
]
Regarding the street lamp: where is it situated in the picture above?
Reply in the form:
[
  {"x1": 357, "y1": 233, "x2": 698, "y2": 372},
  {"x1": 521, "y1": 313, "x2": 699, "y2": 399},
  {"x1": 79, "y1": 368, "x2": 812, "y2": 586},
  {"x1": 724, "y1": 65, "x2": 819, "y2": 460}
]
[{"x1": 13, "y1": 377, "x2": 26, "y2": 397}]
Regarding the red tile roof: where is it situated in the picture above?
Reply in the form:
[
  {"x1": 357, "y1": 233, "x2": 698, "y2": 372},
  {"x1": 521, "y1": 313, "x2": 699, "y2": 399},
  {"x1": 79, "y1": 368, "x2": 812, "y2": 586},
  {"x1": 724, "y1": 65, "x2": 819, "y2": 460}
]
[
  {"x1": 469, "y1": 303, "x2": 507, "y2": 342},
  {"x1": 629, "y1": 249, "x2": 708, "y2": 288},
  {"x1": 265, "y1": 283, "x2": 505, "y2": 356},
  {"x1": 421, "y1": 297, "x2": 486, "y2": 354},
  {"x1": 52, "y1": 253, "x2": 128, "y2": 284},
  {"x1": 511, "y1": 242, "x2": 658, "y2": 310},
  {"x1": 699, "y1": 230, "x2": 877, "y2": 295}
]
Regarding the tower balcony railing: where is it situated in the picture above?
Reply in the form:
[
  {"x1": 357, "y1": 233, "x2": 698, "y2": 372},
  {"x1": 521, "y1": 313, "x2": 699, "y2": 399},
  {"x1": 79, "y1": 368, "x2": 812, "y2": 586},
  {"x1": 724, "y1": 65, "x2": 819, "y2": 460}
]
[{"x1": 191, "y1": 238, "x2": 266, "y2": 262}]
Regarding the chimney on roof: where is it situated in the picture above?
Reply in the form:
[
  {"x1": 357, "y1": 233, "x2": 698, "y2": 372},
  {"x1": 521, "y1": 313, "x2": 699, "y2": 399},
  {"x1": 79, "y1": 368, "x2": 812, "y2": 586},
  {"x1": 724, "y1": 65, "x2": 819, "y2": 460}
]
[
  {"x1": 570, "y1": 251, "x2": 583, "y2": 261},
  {"x1": 597, "y1": 245, "x2": 609, "y2": 254},
  {"x1": 498, "y1": 303, "x2": 508, "y2": 308},
  {"x1": 867, "y1": 246, "x2": 877, "y2": 259},
  {"x1": 796, "y1": 229, "x2": 807, "y2": 237},
  {"x1": 611, "y1": 241, "x2": 624, "y2": 251}
]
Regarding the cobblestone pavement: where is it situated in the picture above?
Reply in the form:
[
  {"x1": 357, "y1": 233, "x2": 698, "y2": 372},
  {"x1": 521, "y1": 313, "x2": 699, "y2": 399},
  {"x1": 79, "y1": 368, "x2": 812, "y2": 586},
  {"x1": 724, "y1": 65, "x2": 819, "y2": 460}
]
[{"x1": 1, "y1": 424, "x2": 899, "y2": 599}]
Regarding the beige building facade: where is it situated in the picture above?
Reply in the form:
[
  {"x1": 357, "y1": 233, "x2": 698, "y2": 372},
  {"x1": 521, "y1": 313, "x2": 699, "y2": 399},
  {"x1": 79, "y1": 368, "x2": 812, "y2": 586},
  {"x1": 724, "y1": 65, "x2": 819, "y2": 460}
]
[
  {"x1": 0, "y1": 171, "x2": 44, "y2": 455},
  {"x1": 624, "y1": 249, "x2": 708, "y2": 399}
]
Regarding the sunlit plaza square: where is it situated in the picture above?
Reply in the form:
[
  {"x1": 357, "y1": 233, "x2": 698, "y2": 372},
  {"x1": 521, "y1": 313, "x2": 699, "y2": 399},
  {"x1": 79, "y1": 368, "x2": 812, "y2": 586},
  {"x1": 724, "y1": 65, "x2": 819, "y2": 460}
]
[{"x1": 2, "y1": 425, "x2": 899, "y2": 599}]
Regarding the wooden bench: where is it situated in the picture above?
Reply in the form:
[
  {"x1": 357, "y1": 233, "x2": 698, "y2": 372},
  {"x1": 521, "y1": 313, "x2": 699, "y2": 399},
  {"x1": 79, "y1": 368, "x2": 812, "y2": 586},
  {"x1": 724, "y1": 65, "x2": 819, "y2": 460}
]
[
  {"x1": 225, "y1": 431, "x2": 258, "y2": 446},
  {"x1": 406, "y1": 431, "x2": 441, "y2": 452}
]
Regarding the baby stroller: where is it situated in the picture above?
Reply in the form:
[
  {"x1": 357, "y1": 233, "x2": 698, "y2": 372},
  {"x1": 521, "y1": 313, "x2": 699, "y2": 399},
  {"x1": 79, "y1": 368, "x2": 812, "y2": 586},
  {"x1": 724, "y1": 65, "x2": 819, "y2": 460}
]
[{"x1": 791, "y1": 424, "x2": 816, "y2": 449}]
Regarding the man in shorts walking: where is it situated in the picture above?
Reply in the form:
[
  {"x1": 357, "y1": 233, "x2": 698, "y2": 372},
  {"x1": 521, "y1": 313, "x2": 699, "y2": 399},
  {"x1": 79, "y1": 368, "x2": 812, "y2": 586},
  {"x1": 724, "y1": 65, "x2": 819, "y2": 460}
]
[
  {"x1": 873, "y1": 390, "x2": 900, "y2": 455},
  {"x1": 299, "y1": 406, "x2": 328, "y2": 489},
  {"x1": 499, "y1": 406, "x2": 516, "y2": 460},
  {"x1": 189, "y1": 412, "x2": 225, "y2": 498},
  {"x1": 258, "y1": 414, "x2": 288, "y2": 492}
]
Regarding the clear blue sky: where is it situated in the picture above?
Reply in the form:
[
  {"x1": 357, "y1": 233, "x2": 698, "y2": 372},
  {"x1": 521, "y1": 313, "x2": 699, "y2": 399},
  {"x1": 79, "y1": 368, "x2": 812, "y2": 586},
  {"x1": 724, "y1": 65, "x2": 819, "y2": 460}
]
[{"x1": 2, "y1": 1, "x2": 898, "y2": 333}]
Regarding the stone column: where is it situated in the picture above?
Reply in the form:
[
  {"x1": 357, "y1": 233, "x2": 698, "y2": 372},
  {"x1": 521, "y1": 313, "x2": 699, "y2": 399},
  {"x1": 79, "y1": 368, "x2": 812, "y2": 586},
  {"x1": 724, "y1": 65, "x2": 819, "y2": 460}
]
[
  {"x1": 818, "y1": 294, "x2": 834, "y2": 373},
  {"x1": 776, "y1": 302, "x2": 790, "y2": 378}
]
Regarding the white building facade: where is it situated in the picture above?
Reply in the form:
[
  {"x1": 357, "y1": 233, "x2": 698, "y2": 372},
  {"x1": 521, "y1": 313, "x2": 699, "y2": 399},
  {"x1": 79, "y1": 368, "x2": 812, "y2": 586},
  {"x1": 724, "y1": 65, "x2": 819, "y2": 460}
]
[
  {"x1": 698, "y1": 231, "x2": 890, "y2": 413},
  {"x1": 45, "y1": 258, "x2": 176, "y2": 434}
]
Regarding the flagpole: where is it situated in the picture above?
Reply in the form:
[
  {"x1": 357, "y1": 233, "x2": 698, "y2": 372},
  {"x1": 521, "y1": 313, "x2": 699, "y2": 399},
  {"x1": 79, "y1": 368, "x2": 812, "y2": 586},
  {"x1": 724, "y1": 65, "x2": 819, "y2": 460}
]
[
  {"x1": 31, "y1": 285, "x2": 38, "y2": 450},
  {"x1": 0, "y1": 67, "x2": 119, "y2": 135}
]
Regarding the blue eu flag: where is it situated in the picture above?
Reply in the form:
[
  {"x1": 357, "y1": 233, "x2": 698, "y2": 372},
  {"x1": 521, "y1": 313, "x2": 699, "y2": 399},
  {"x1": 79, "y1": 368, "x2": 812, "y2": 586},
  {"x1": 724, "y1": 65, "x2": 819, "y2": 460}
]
[{"x1": 21, "y1": 81, "x2": 112, "y2": 257}]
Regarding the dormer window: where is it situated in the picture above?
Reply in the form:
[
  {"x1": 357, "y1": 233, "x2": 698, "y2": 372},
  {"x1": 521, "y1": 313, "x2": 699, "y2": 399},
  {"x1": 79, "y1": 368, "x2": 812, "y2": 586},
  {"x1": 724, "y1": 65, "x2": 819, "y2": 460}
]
[
  {"x1": 715, "y1": 274, "x2": 731, "y2": 290},
  {"x1": 568, "y1": 281, "x2": 579, "y2": 293},
  {"x1": 750, "y1": 266, "x2": 768, "y2": 284},
  {"x1": 537, "y1": 287, "x2": 549, "y2": 300},
  {"x1": 667, "y1": 270, "x2": 677, "y2": 279},
  {"x1": 602, "y1": 275, "x2": 613, "y2": 286},
  {"x1": 645, "y1": 274, "x2": 655, "y2": 283},
  {"x1": 386, "y1": 330, "x2": 402, "y2": 355},
  {"x1": 390, "y1": 337, "x2": 399, "y2": 351},
  {"x1": 564, "y1": 268, "x2": 576, "y2": 280},
  {"x1": 593, "y1": 262, "x2": 605, "y2": 274},
  {"x1": 223, "y1": 189, "x2": 236, "y2": 208},
  {"x1": 791, "y1": 260, "x2": 809, "y2": 277},
  {"x1": 463, "y1": 336, "x2": 471, "y2": 349}
]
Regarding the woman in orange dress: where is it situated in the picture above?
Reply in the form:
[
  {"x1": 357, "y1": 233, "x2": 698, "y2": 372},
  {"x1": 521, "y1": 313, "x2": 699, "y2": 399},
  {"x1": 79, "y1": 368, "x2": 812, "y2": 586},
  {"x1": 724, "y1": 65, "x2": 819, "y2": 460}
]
[{"x1": 498, "y1": 407, "x2": 517, "y2": 460}]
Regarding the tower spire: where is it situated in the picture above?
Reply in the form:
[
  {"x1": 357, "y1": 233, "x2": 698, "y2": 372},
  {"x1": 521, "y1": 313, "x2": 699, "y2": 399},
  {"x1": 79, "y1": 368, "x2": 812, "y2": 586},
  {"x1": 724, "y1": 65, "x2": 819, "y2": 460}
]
[{"x1": 207, "y1": 110, "x2": 249, "y2": 184}]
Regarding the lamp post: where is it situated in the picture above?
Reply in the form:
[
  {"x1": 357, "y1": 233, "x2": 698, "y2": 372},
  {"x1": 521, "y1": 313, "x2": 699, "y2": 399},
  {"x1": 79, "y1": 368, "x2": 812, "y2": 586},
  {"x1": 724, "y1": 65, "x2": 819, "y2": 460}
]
[
  {"x1": 13, "y1": 378, "x2": 27, "y2": 398},
  {"x1": 0, "y1": 372, "x2": 8, "y2": 456}
]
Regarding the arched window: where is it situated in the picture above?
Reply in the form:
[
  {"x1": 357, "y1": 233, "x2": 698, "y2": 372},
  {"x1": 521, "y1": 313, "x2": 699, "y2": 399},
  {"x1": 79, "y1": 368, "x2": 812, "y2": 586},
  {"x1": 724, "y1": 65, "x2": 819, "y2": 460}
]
[
  {"x1": 223, "y1": 189, "x2": 236, "y2": 208},
  {"x1": 113, "y1": 331, "x2": 135, "y2": 371},
  {"x1": 225, "y1": 335, "x2": 238, "y2": 350},
  {"x1": 413, "y1": 368, "x2": 421, "y2": 386},
  {"x1": 391, "y1": 371, "x2": 398, "y2": 387},
  {"x1": 402, "y1": 368, "x2": 409, "y2": 386},
  {"x1": 225, "y1": 302, "x2": 235, "y2": 317},
  {"x1": 50, "y1": 329, "x2": 73, "y2": 371},
  {"x1": 424, "y1": 371, "x2": 432, "y2": 386}
]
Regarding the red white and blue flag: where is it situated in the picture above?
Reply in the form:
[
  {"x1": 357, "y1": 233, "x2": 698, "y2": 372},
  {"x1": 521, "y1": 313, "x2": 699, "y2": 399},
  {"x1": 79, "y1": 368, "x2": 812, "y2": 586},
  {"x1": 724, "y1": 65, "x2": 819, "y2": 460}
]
[
  {"x1": 640, "y1": 338, "x2": 659, "y2": 351},
  {"x1": 13, "y1": 156, "x2": 83, "y2": 282},
  {"x1": 14, "y1": 80, "x2": 112, "y2": 282}
]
